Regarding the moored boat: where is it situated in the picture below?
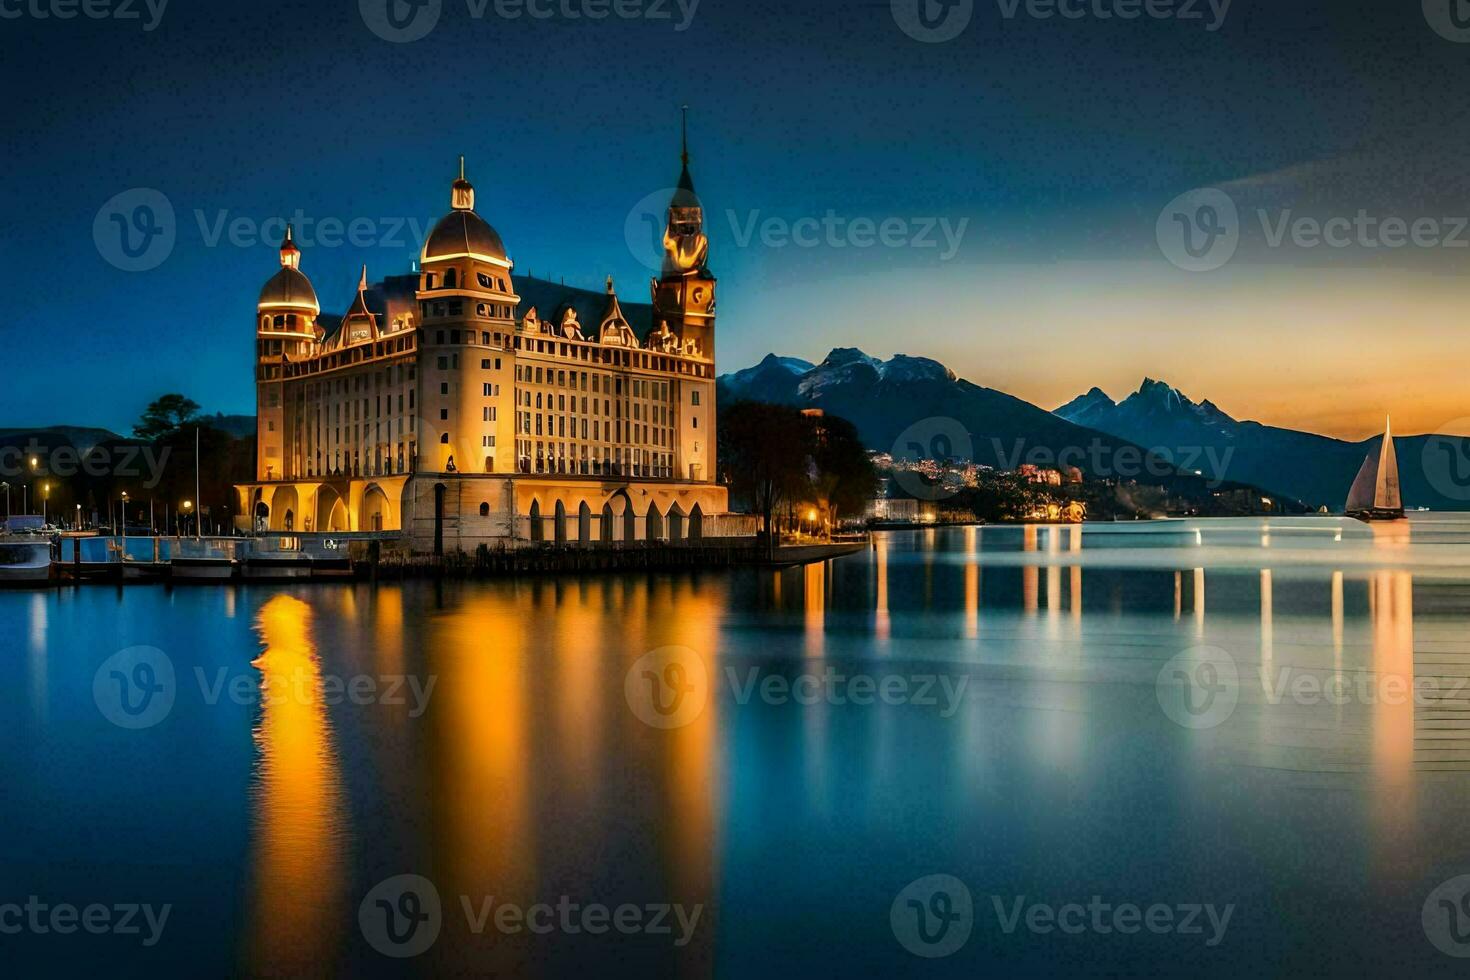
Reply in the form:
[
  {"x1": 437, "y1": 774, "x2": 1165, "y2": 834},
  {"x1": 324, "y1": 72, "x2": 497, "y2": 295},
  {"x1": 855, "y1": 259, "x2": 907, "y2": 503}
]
[{"x1": 0, "y1": 539, "x2": 55, "y2": 586}]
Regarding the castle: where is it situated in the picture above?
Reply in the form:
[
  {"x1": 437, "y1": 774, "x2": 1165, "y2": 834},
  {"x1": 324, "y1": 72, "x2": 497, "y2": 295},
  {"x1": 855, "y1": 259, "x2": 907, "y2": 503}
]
[{"x1": 235, "y1": 130, "x2": 728, "y2": 551}]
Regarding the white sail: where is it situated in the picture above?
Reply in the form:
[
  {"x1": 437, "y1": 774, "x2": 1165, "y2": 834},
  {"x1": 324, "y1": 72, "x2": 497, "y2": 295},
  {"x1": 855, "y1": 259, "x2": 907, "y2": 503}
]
[
  {"x1": 1374, "y1": 416, "x2": 1402, "y2": 511},
  {"x1": 1345, "y1": 453, "x2": 1377, "y2": 513}
]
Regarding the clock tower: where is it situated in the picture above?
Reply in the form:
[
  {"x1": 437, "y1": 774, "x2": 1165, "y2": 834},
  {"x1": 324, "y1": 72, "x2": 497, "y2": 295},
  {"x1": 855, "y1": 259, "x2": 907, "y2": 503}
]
[{"x1": 652, "y1": 109, "x2": 716, "y2": 360}]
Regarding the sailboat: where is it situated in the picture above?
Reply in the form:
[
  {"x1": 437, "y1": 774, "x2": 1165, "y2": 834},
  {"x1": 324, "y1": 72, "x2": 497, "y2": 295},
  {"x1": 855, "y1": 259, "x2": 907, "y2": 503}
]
[{"x1": 1345, "y1": 417, "x2": 1406, "y2": 522}]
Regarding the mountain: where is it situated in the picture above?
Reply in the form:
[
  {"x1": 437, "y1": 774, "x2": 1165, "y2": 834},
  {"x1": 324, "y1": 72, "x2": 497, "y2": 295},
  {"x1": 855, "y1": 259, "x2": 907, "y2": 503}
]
[
  {"x1": 719, "y1": 349, "x2": 1290, "y2": 506},
  {"x1": 1053, "y1": 387, "x2": 1115, "y2": 430},
  {"x1": 0, "y1": 426, "x2": 124, "y2": 453},
  {"x1": 1053, "y1": 379, "x2": 1470, "y2": 510}
]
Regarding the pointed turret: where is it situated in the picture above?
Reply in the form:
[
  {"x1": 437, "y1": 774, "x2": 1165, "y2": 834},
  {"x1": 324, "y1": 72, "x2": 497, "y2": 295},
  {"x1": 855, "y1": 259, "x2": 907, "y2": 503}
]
[{"x1": 652, "y1": 108, "x2": 716, "y2": 358}]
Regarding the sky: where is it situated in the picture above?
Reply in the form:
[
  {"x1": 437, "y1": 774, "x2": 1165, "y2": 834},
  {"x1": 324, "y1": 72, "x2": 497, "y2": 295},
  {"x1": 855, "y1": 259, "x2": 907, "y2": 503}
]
[{"x1": 3, "y1": 0, "x2": 1470, "y2": 441}]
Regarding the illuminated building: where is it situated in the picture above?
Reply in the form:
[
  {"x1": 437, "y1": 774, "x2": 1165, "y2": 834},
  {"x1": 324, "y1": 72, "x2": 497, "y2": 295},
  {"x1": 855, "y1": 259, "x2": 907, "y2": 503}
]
[{"x1": 237, "y1": 132, "x2": 727, "y2": 549}]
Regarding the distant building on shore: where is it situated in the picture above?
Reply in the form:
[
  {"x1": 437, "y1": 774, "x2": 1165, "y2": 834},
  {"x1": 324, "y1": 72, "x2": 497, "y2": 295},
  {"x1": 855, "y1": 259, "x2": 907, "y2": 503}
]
[{"x1": 236, "y1": 129, "x2": 728, "y2": 551}]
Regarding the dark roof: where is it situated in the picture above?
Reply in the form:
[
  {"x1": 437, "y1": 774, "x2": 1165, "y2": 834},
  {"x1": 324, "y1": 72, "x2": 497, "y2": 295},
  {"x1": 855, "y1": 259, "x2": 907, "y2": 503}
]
[
  {"x1": 318, "y1": 275, "x2": 414, "y2": 345},
  {"x1": 512, "y1": 275, "x2": 658, "y2": 342},
  {"x1": 314, "y1": 274, "x2": 660, "y2": 344}
]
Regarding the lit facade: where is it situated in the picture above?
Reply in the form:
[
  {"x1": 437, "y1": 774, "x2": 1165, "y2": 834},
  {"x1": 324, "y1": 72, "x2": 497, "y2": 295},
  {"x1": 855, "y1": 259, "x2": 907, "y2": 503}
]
[{"x1": 237, "y1": 143, "x2": 728, "y2": 550}]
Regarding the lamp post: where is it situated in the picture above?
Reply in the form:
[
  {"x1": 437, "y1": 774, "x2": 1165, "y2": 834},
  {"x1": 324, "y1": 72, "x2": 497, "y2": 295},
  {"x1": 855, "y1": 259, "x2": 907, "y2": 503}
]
[
  {"x1": 41, "y1": 483, "x2": 49, "y2": 526},
  {"x1": 183, "y1": 500, "x2": 193, "y2": 538},
  {"x1": 120, "y1": 491, "x2": 129, "y2": 541},
  {"x1": 75, "y1": 504, "x2": 81, "y2": 532}
]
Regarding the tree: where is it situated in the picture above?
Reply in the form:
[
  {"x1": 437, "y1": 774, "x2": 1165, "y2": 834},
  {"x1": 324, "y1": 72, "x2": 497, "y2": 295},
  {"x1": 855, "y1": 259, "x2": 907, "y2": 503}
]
[
  {"x1": 719, "y1": 402, "x2": 814, "y2": 558},
  {"x1": 134, "y1": 394, "x2": 201, "y2": 441},
  {"x1": 811, "y1": 415, "x2": 878, "y2": 531}
]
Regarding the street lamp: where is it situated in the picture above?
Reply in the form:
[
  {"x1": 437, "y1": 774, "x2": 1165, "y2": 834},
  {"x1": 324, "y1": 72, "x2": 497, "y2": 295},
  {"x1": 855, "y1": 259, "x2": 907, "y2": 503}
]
[
  {"x1": 183, "y1": 500, "x2": 193, "y2": 538},
  {"x1": 120, "y1": 491, "x2": 130, "y2": 540},
  {"x1": 41, "y1": 483, "x2": 49, "y2": 526},
  {"x1": 75, "y1": 503, "x2": 81, "y2": 531}
]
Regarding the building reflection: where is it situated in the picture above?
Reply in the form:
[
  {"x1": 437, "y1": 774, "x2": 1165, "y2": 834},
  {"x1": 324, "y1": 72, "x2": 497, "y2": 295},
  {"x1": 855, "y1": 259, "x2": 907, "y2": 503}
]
[
  {"x1": 416, "y1": 577, "x2": 720, "y2": 975},
  {"x1": 246, "y1": 595, "x2": 347, "y2": 978}
]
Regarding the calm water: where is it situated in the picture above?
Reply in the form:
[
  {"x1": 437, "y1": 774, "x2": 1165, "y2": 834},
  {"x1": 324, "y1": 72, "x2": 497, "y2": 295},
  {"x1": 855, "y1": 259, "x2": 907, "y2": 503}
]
[{"x1": 7, "y1": 516, "x2": 1470, "y2": 977}]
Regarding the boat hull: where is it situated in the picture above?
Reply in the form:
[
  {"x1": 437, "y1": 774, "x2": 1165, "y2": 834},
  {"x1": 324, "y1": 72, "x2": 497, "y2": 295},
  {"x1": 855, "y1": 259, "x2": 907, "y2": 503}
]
[
  {"x1": 171, "y1": 558, "x2": 238, "y2": 581},
  {"x1": 243, "y1": 558, "x2": 315, "y2": 582},
  {"x1": 1348, "y1": 508, "x2": 1406, "y2": 523},
  {"x1": 0, "y1": 564, "x2": 54, "y2": 587}
]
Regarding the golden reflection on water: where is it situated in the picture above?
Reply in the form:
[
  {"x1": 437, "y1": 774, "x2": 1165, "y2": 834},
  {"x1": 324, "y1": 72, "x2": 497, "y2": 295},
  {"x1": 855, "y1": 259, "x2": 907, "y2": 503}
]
[
  {"x1": 963, "y1": 527, "x2": 979, "y2": 641},
  {"x1": 429, "y1": 589, "x2": 533, "y2": 907},
  {"x1": 804, "y1": 561, "x2": 826, "y2": 658},
  {"x1": 418, "y1": 577, "x2": 722, "y2": 975},
  {"x1": 875, "y1": 536, "x2": 890, "y2": 643},
  {"x1": 246, "y1": 595, "x2": 347, "y2": 978}
]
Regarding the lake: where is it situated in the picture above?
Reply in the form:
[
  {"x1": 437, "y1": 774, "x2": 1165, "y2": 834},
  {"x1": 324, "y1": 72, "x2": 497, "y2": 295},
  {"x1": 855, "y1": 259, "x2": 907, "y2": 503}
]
[{"x1": 6, "y1": 516, "x2": 1470, "y2": 977}]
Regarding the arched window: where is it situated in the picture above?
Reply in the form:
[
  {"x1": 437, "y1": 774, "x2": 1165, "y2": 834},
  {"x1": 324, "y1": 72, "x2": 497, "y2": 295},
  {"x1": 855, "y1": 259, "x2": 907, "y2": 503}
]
[
  {"x1": 479, "y1": 502, "x2": 490, "y2": 517},
  {"x1": 440, "y1": 433, "x2": 449, "y2": 444},
  {"x1": 444, "y1": 268, "x2": 458, "y2": 289}
]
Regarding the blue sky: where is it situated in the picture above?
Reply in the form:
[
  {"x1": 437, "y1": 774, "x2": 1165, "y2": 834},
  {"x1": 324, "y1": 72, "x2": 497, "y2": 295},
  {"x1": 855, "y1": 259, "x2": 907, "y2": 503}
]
[{"x1": 4, "y1": 0, "x2": 1470, "y2": 437}]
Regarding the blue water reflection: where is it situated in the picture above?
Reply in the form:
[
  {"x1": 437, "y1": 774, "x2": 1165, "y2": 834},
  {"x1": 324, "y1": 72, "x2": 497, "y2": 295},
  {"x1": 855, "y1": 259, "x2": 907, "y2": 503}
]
[{"x1": 4, "y1": 516, "x2": 1470, "y2": 976}]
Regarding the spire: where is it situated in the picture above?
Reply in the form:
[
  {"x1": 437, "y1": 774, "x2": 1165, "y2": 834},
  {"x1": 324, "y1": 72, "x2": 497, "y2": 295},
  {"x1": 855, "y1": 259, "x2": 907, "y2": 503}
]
[
  {"x1": 681, "y1": 104, "x2": 690, "y2": 169},
  {"x1": 451, "y1": 156, "x2": 475, "y2": 211},
  {"x1": 359, "y1": 265, "x2": 368, "y2": 291},
  {"x1": 279, "y1": 222, "x2": 301, "y2": 269},
  {"x1": 606, "y1": 275, "x2": 615, "y2": 294}
]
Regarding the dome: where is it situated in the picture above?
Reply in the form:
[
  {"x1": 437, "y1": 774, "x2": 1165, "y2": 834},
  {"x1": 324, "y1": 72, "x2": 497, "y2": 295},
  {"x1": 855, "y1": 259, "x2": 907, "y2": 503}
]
[
  {"x1": 422, "y1": 208, "x2": 507, "y2": 263},
  {"x1": 421, "y1": 158, "x2": 509, "y2": 264},
  {"x1": 258, "y1": 265, "x2": 320, "y2": 314}
]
